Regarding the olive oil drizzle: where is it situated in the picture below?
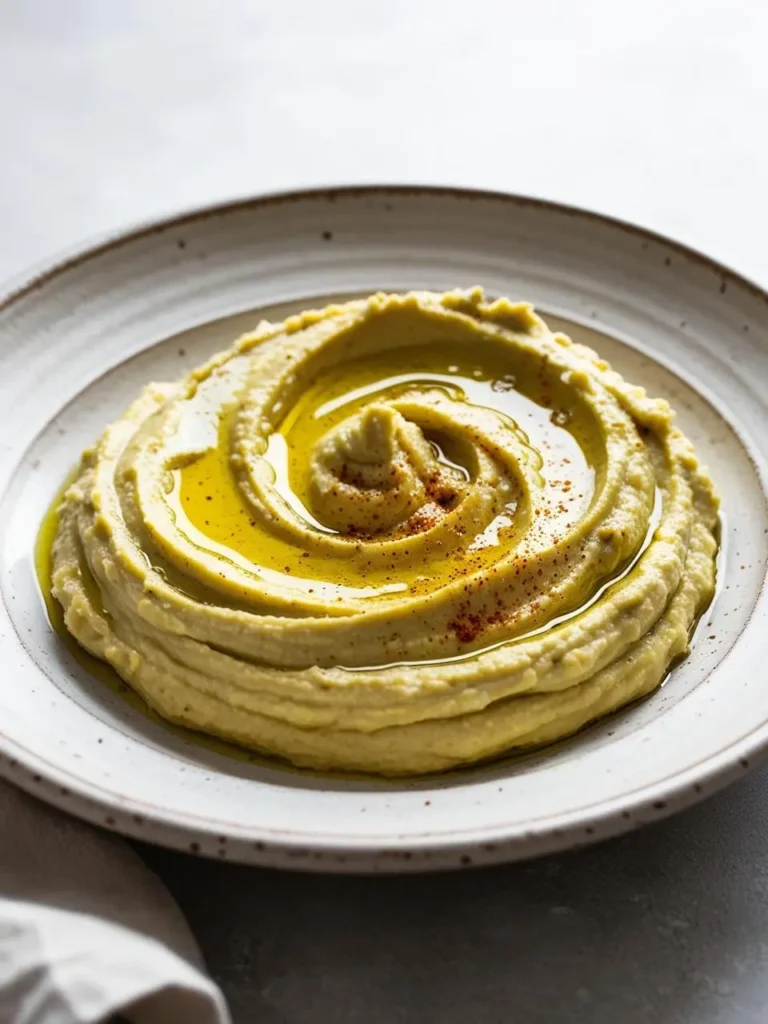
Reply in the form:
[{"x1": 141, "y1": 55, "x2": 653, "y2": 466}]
[{"x1": 172, "y1": 340, "x2": 598, "y2": 601}]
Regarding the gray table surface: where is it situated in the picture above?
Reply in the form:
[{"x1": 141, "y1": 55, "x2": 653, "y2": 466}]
[{"x1": 3, "y1": 2, "x2": 768, "y2": 1021}]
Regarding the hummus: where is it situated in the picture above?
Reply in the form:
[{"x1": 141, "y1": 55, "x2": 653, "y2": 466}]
[{"x1": 48, "y1": 289, "x2": 719, "y2": 775}]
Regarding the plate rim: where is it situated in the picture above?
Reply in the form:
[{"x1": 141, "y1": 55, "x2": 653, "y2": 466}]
[
  {"x1": 1, "y1": 183, "x2": 767, "y2": 872},
  {"x1": 3, "y1": 183, "x2": 768, "y2": 314}
]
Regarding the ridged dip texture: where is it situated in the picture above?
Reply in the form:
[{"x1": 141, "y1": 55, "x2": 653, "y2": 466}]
[{"x1": 48, "y1": 289, "x2": 719, "y2": 774}]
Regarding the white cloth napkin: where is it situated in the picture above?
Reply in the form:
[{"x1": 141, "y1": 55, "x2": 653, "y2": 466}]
[{"x1": 0, "y1": 779, "x2": 230, "y2": 1024}]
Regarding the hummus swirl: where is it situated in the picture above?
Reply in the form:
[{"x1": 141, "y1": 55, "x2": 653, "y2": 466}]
[{"x1": 50, "y1": 289, "x2": 719, "y2": 774}]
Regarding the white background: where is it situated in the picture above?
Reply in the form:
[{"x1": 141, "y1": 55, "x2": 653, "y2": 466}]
[{"x1": 2, "y1": 2, "x2": 768, "y2": 1021}]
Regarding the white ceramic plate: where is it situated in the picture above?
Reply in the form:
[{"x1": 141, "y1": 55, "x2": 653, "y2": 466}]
[{"x1": 0, "y1": 186, "x2": 766, "y2": 872}]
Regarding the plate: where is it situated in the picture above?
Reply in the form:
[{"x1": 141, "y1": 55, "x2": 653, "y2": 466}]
[{"x1": 0, "y1": 186, "x2": 766, "y2": 872}]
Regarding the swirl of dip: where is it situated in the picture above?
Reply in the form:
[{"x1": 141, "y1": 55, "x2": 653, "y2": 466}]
[{"x1": 50, "y1": 289, "x2": 719, "y2": 774}]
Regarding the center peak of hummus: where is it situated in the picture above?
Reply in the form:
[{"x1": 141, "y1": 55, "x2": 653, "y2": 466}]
[{"x1": 309, "y1": 403, "x2": 463, "y2": 535}]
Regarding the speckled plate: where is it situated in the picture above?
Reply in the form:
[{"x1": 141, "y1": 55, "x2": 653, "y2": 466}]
[{"x1": 0, "y1": 186, "x2": 766, "y2": 872}]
